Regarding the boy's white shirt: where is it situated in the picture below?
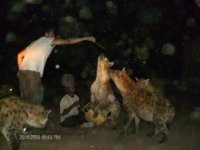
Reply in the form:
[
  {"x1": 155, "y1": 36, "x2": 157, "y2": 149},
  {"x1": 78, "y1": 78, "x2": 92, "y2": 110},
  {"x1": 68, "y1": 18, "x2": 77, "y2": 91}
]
[{"x1": 60, "y1": 94, "x2": 80, "y2": 123}]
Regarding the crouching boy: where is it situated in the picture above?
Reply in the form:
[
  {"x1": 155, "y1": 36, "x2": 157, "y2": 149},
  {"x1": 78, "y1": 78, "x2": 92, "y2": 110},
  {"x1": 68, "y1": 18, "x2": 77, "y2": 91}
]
[{"x1": 60, "y1": 74, "x2": 86, "y2": 127}]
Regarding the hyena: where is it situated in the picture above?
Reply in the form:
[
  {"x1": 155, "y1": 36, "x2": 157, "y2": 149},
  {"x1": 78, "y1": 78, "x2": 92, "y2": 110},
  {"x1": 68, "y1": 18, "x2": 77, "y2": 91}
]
[
  {"x1": 109, "y1": 68, "x2": 175, "y2": 143},
  {"x1": 0, "y1": 96, "x2": 51, "y2": 150},
  {"x1": 90, "y1": 53, "x2": 120, "y2": 127},
  {"x1": 135, "y1": 78, "x2": 162, "y2": 95}
]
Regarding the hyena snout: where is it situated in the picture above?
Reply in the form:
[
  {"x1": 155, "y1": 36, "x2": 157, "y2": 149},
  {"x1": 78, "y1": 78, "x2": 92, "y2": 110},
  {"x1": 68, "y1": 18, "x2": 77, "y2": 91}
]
[{"x1": 108, "y1": 69, "x2": 114, "y2": 76}]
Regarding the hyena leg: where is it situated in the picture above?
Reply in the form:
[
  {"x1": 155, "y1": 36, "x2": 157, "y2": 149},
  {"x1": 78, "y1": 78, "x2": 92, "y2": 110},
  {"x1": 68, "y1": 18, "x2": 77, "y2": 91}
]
[
  {"x1": 121, "y1": 112, "x2": 135, "y2": 135},
  {"x1": 108, "y1": 113, "x2": 117, "y2": 129},
  {"x1": 134, "y1": 116, "x2": 140, "y2": 134},
  {"x1": 147, "y1": 125, "x2": 160, "y2": 137},
  {"x1": 2, "y1": 127, "x2": 21, "y2": 150},
  {"x1": 9, "y1": 133, "x2": 21, "y2": 150},
  {"x1": 154, "y1": 120, "x2": 169, "y2": 143},
  {"x1": 109, "y1": 102, "x2": 120, "y2": 129}
]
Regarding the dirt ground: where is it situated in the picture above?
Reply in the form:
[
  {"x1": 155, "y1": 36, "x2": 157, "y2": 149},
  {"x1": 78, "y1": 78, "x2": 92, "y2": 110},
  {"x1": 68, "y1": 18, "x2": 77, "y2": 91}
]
[
  {"x1": 0, "y1": 91, "x2": 200, "y2": 150},
  {"x1": 1, "y1": 109, "x2": 200, "y2": 150}
]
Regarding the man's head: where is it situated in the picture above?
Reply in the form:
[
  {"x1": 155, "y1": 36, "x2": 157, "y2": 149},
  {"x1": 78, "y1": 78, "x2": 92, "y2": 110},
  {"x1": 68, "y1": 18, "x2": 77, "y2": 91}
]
[{"x1": 44, "y1": 28, "x2": 55, "y2": 38}]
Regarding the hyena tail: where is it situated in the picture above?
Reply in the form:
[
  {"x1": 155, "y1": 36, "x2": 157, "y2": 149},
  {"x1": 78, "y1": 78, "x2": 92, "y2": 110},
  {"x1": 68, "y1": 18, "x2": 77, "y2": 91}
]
[
  {"x1": 167, "y1": 109, "x2": 175, "y2": 130},
  {"x1": 166, "y1": 115, "x2": 174, "y2": 130},
  {"x1": 166, "y1": 121, "x2": 171, "y2": 129}
]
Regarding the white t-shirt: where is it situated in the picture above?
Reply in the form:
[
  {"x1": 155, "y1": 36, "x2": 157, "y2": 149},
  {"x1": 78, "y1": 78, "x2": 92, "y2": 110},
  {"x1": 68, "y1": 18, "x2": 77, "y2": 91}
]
[
  {"x1": 20, "y1": 36, "x2": 55, "y2": 77},
  {"x1": 60, "y1": 94, "x2": 80, "y2": 123}
]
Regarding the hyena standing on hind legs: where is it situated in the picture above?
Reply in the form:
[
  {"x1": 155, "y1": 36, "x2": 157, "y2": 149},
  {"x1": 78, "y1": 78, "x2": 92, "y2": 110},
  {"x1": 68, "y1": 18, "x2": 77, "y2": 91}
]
[
  {"x1": 109, "y1": 68, "x2": 175, "y2": 143},
  {"x1": 0, "y1": 96, "x2": 51, "y2": 150},
  {"x1": 90, "y1": 54, "x2": 120, "y2": 127}
]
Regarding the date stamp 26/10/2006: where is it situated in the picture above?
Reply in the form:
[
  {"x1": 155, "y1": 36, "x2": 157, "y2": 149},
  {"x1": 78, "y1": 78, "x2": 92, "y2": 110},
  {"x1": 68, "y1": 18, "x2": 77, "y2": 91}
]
[{"x1": 19, "y1": 134, "x2": 61, "y2": 141}]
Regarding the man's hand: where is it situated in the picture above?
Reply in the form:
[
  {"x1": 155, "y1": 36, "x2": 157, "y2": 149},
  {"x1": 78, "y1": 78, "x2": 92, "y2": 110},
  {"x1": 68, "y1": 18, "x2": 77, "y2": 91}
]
[
  {"x1": 86, "y1": 36, "x2": 96, "y2": 42},
  {"x1": 17, "y1": 72, "x2": 19, "y2": 78}
]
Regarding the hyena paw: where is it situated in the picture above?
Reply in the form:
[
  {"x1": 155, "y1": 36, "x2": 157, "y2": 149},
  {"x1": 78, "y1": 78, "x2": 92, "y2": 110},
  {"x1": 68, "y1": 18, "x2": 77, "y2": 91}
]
[
  {"x1": 119, "y1": 129, "x2": 127, "y2": 136},
  {"x1": 147, "y1": 131, "x2": 154, "y2": 137},
  {"x1": 158, "y1": 133, "x2": 167, "y2": 143}
]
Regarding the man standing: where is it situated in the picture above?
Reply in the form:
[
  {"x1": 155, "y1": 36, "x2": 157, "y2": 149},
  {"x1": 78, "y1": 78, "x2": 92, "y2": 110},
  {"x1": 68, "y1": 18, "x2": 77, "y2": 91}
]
[{"x1": 17, "y1": 28, "x2": 96, "y2": 104}]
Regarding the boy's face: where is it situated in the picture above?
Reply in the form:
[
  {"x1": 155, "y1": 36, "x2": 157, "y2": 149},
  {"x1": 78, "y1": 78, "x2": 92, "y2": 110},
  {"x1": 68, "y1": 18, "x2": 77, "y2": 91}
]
[{"x1": 65, "y1": 85, "x2": 75, "y2": 93}]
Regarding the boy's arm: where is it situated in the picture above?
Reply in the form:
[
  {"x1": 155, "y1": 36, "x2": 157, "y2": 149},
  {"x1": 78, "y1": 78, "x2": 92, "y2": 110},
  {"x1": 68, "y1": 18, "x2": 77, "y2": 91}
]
[{"x1": 61, "y1": 101, "x2": 79, "y2": 116}]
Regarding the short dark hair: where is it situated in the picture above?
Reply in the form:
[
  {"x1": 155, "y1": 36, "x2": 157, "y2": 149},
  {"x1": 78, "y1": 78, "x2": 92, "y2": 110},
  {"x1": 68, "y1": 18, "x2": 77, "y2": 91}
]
[{"x1": 45, "y1": 27, "x2": 54, "y2": 33}]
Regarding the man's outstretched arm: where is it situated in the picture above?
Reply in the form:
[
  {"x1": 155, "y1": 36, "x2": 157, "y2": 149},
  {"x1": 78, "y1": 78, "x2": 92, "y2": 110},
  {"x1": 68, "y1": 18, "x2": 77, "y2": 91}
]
[{"x1": 52, "y1": 36, "x2": 96, "y2": 46}]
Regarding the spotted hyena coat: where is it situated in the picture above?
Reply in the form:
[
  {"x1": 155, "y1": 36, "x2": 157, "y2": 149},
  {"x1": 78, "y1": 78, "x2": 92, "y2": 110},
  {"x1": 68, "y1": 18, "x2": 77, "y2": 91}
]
[
  {"x1": 90, "y1": 54, "x2": 120, "y2": 126},
  {"x1": 110, "y1": 68, "x2": 175, "y2": 143},
  {"x1": 0, "y1": 96, "x2": 51, "y2": 150}
]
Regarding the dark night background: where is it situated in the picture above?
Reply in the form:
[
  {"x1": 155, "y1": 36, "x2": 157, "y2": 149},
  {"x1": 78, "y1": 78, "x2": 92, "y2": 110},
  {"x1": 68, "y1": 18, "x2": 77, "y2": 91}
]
[
  {"x1": 0, "y1": 0, "x2": 200, "y2": 114},
  {"x1": 1, "y1": 1, "x2": 200, "y2": 150}
]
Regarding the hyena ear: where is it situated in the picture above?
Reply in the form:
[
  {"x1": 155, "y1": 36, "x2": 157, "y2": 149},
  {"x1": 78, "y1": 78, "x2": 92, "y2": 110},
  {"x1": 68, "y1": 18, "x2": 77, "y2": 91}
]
[
  {"x1": 144, "y1": 79, "x2": 150, "y2": 86},
  {"x1": 122, "y1": 67, "x2": 126, "y2": 72},
  {"x1": 135, "y1": 77, "x2": 139, "y2": 81},
  {"x1": 109, "y1": 61, "x2": 114, "y2": 67},
  {"x1": 44, "y1": 110, "x2": 52, "y2": 117}
]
